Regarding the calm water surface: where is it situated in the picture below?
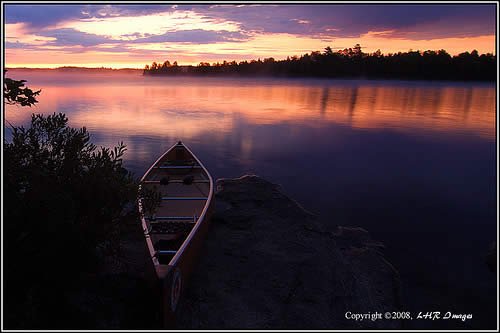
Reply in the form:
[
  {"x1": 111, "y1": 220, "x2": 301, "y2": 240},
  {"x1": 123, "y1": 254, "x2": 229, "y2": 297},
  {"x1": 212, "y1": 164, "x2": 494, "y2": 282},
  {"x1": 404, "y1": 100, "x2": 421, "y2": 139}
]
[{"x1": 5, "y1": 70, "x2": 497, "y2": 329}]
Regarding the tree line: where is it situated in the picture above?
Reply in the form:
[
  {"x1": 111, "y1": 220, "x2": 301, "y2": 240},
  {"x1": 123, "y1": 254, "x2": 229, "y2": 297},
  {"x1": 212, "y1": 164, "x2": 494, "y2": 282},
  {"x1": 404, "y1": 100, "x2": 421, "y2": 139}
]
[{"x1": 143, "y1": 44, "x2": 495, "y2": 81}]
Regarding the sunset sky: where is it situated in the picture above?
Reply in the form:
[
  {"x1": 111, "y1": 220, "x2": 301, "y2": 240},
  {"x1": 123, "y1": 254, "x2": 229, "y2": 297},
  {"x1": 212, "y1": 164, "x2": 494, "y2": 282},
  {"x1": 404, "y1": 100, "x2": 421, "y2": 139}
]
[{"x1": 4, "y1": 3, "x2": 496, "y2": 68}]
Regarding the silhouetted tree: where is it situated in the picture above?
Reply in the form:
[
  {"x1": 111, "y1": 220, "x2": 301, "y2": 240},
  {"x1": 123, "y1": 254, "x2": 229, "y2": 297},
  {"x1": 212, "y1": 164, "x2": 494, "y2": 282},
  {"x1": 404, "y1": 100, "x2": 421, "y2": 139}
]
[
  {"x1": 4, "y1": 70, "x2": 40, "y2": 107},
  {"x1": 142, "y1": 44, "x2": 495, "y2": 81},
  {"x1": 324, "y1": 46, "x2": 334, "y2": 56},
  {"x1": 353, "y1": 43, "x2": 362, "y2": 57}
]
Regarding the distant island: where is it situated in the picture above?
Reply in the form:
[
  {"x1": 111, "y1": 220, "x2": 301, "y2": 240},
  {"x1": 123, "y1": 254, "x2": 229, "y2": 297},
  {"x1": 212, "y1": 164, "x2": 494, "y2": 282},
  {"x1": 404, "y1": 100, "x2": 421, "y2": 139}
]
[
  {"x1": 6, "y1": 67, "x2": 142, "y2": 73},
  {"x1": 143, "y1": 45, "x2": 495, "y2": 81}
]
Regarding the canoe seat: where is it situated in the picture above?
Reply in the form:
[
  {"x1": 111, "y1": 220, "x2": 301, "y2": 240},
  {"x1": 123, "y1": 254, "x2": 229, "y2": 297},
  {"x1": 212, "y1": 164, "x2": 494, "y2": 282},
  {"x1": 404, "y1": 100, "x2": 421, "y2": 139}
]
[
  {"x1": 183, "y1": 175, "x2": 194, "y2": 185},
  {"x1": 168, "y1": 158, "x2": 196, "y2": 166},
  {"x1": 160, "y1": 176, "x2": 170, "y2": 185}
]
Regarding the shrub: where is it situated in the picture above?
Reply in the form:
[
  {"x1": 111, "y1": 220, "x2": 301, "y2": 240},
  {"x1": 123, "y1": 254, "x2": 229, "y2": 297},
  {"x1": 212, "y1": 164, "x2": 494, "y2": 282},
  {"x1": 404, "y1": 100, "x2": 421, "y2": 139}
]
[{"x1": 4, "y1": 113, "x2": 139, "y2": 326}]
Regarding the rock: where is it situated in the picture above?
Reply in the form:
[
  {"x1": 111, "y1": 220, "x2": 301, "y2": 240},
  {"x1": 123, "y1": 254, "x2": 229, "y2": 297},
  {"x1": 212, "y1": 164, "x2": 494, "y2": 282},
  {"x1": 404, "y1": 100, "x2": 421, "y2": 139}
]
[
  {"x1": 176, "y1": 175, "x2": 401, "y2": 329},
  {"x1": 65, "y1": 175, "x2": 401, "y2": 329}
]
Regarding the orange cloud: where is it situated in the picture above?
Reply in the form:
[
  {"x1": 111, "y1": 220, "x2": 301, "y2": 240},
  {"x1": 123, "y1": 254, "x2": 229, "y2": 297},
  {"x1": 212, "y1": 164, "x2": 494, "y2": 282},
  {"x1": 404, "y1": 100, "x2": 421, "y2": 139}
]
[{"x1": 5, "y1": 22, "x2": 56, "y2": 45}]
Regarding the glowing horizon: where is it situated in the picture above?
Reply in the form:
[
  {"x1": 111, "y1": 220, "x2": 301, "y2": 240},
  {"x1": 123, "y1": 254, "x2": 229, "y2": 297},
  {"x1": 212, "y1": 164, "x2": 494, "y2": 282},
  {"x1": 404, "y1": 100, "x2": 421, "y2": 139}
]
[{"x1": 4, "y1": 4, "x2": 496, "y2": 69}]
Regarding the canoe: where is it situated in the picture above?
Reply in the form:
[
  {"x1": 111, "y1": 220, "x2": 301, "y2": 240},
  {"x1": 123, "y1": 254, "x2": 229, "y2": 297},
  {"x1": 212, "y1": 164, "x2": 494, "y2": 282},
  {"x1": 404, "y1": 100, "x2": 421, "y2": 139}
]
[{"x1": 138, "y1": 141, "x2": 214, "y2": 327}]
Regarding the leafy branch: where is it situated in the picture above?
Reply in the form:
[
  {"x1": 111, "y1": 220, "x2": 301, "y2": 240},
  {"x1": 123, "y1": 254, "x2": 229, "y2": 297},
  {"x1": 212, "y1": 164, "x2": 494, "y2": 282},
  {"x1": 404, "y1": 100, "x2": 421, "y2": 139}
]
[{"x1": 4, "y1": 71, "x2": 41, "y2": 107}]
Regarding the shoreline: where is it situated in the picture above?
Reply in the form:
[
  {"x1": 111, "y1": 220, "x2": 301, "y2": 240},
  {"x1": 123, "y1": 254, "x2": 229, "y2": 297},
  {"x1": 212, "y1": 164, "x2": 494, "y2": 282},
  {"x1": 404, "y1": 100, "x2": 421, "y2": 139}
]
[{"x1": 5, "y1": 67, "x2": 494, "y2": 83}]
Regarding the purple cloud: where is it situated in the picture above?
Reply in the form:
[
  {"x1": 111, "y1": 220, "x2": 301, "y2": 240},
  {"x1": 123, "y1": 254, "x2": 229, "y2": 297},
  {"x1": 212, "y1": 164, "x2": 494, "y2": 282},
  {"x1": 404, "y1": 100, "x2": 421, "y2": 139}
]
[
  {"x1": 37, "y1": 28, "x2": 118, "y2": 47},
  {"x1": 133, "y1": 29, "x2": 250, "y2": 44},
  {"x1": 21, "y1": 28, "x2": 249, "y2": 50},
  {"x1": 5, "y1": 41, "x2": 35, "y2": 49},
  {"x1": 5, "y1": 5, "x2": 88, "y2": 29},
  {"x1": 5, "y1": 4, "x2": 177, "y2": 30},
  {"x1": 191, "y1": 4, "x2": 495, "y2": 39}
]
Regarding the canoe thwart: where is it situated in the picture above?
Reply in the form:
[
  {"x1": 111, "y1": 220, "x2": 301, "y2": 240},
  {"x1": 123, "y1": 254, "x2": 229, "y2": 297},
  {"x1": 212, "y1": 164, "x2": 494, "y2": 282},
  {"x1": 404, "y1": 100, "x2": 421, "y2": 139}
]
[
  {"x1": 157, "y1": 250, "x2": 177, "y2": 255},
  {"x1": 142, "y1": 180, "x2": 210, "y2": 184},
  {"x1": 147, "y1": 216, "x2": 198, "y2": 221},
  {"x1": 154, "y1": 165, "x2": 202, "y2": 169},
  {"x1": 161, "y1": 196, "x2": 208, "y2": 200}
]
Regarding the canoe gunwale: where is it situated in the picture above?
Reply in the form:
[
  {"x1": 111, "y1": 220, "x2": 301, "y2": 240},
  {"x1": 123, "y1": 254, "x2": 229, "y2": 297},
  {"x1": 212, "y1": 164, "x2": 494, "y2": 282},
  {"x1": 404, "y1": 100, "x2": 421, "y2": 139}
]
[
  {"x1": 138, "y1": 141, "x2": 214, "y2": 272},
  {"x1": 169, "y1": 142, "x2": 214, "y2": 268}
]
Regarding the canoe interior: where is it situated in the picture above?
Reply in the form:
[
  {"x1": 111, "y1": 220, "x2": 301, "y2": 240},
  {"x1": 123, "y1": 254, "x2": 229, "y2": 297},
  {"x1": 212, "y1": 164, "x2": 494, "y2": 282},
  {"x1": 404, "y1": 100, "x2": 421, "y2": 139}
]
[{"x1": 141, "y1": 143, "x2": 211, "y2": 265}]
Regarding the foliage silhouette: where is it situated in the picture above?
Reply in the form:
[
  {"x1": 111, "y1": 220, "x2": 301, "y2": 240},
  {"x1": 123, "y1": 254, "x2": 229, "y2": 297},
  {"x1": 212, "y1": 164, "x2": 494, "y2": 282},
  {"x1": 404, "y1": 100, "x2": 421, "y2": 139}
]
[
  {"x1": 139, "y1": 185, "x2": 162, "y2": 220},
  {"x1": 4, "y1": 112, "x2": 142, "y2": 327},
  {"x1": 3, "y1": 71, "x2": 153, "y2": 327},
  {"x1": 4, "y1": 70, "x2": 41, "y2": 106},
  {"x1": 143, "y1": 44, "x2": 495, "y2": 81},
  {"x1": 3, "y1": 71, "x2": 164, "y2": 328}
]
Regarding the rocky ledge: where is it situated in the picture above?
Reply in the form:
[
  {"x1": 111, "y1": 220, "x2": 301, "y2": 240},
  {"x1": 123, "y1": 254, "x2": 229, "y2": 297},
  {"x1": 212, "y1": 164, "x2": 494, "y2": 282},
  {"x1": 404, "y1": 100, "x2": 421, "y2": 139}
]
[
  {"x1": 64, "y1": 175, "x2": 401, "y2": 329},
  {"x1": 175, "y1": 175, "x2": 402, "y2": 329}
]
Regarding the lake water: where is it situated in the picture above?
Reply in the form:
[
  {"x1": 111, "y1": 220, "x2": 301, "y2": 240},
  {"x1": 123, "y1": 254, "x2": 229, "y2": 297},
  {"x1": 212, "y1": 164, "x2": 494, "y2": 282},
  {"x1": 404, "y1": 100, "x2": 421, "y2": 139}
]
[{"x1": 5, "y1": 69, "x2": 497, "y2": 329}]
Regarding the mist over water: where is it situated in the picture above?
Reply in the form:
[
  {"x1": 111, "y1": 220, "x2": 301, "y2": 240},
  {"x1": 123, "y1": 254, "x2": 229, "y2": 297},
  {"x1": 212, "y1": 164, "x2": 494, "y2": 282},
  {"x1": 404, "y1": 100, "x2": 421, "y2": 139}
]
[{"x1": 5, "y1": 69, "x2": 496, "y2": 329}]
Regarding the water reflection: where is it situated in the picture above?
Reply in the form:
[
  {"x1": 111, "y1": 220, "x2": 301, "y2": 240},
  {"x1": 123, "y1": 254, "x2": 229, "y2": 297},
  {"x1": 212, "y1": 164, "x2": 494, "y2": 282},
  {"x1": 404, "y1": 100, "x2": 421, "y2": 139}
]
[{"x1": 5, "y1": 72, "x2": 495, "y2": 142}]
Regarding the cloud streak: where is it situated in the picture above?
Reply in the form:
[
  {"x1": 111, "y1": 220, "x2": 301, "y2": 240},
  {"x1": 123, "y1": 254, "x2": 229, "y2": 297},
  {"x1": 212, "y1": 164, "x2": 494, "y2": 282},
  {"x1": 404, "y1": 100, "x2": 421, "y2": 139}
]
[
  {"x1": 4, "y1": 4, "x2": 495, "y2": 68},
  {"x1": 193, "y1": 4, "x2": 495, "y2": 39},
  {"x1": 132, "y1": 29, "x2": 250, "y2": 44},
  {"x1": 5, "y1": 4, "x2": 177, "y2": 30},
  {"x1": 38, "y1": 28, "x2": 118, "y2": 47}
]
